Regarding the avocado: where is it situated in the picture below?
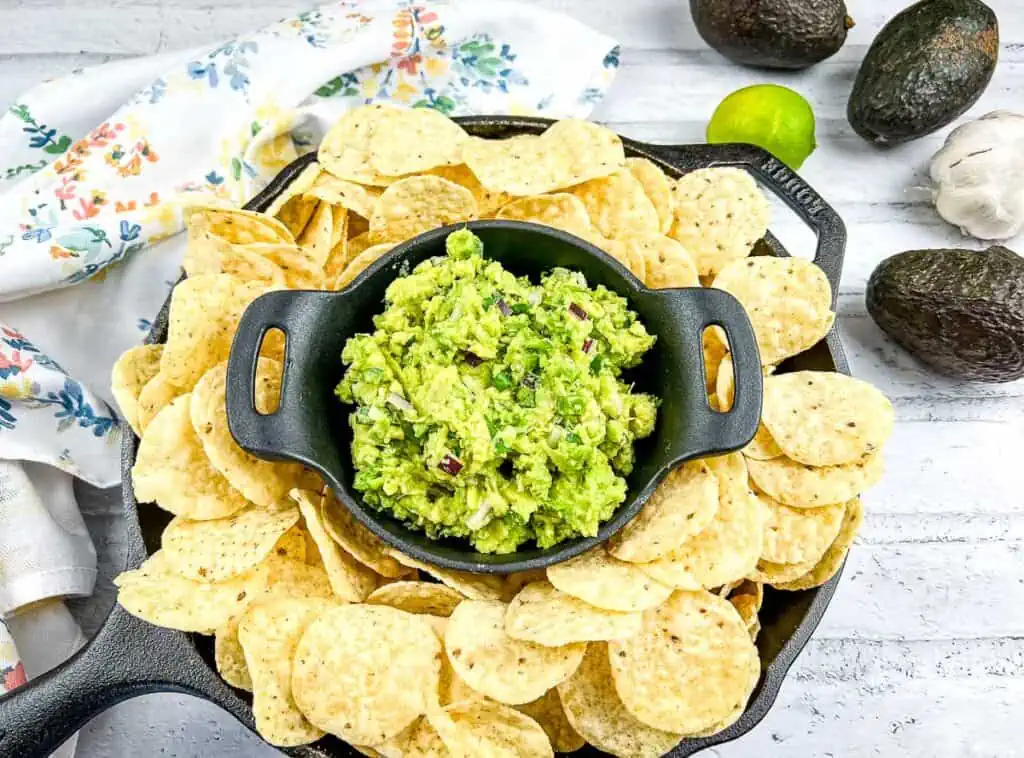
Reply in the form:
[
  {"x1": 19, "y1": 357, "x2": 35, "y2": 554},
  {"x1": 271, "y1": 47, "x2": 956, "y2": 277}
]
[
  {"x1": 848, "y1": 0, "x2": 999, "y2": 145},
  {"x1": 690, "y1": 0, "x2": 853, "y2": 70},
  {"x1": 866, "y1": 246, "x2": 1024, "y2": 382}
]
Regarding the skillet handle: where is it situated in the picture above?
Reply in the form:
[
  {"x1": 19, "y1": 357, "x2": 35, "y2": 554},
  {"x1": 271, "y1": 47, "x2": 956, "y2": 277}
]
[
  {"x1": 657, "y1": 287, "x2": 762, "y2": 461},
  {"x1": 0, "y1": 605, "x2": 247, "y2": 758},
  {"x1": 226, "y1": 288, "x2": 347, "y2": 469},
  {"x1": 633, "y1": 141, "x2": 846, "y2": 302}
]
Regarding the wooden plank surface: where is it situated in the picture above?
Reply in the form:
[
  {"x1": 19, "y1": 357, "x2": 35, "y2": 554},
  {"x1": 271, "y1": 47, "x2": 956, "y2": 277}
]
[{"x1": 2, "y1": 1, "x2": 1022, "y2": 757}]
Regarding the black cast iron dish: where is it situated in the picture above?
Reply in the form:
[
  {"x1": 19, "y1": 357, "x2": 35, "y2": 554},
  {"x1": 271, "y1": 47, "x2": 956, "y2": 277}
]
[
  {"x1": 0, "y1": 117, "x2": 847, "y2": 758},
  {"x1": 226, "y1": 220, "x2": 763, "y2": 573}
]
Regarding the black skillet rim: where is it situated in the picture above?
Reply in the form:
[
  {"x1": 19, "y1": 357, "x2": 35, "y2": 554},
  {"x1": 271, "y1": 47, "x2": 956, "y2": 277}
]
[{"x1": 0, "y1": 116, "x2": 849, "y2": 758}]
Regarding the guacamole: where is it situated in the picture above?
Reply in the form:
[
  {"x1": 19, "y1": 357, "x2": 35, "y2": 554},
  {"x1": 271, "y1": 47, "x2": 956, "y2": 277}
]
[{"x1": 335, "y1": 229, "x2": 659, "y2": 554}]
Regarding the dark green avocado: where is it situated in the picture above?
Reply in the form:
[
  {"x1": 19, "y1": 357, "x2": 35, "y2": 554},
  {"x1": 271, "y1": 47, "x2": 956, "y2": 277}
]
[
  {"x1": 848, "y1": 0, "x2": 999, "y2": 145},
  {"x1": 690, "y1": 0, "x2": 853, "y2": 70},
  {"x1": 866, "y1": 247, "x2": 1024, "y2": 382}
]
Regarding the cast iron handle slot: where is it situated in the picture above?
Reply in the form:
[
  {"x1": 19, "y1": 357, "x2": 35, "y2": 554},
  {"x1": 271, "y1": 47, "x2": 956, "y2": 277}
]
[
  {"x1": 226, "y1": 289, "x2": 348, "y2": 471},
  {"x1": 652, "y1": 285, "x2": 762, "y2": 464}
]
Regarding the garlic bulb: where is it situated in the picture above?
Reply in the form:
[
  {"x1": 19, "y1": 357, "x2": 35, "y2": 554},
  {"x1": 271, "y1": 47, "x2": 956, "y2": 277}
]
[{"x1": 929, "y1": 111, "x2": 1024, "y2": 241}]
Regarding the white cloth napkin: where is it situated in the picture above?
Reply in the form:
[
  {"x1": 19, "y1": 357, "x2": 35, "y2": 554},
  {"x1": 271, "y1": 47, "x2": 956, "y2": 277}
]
[
  {"x1": 0, "y1": 0, "x2": 619, "y2": 685},
  {"x1": 0, "y1": 461, "x2": 96, "y2": 615},
  {"x1": 0, "y1": 459, "x2": 93, "y2": 758}
]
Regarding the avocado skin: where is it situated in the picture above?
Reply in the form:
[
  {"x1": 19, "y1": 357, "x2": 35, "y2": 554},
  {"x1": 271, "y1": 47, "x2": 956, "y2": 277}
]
[
  {"x1": 690, "y1": 0, "x2": 852, "y2": 70},
  {"x1": 848, "y1": 0, "x2": 998, "y2": 145},
  {"x1": 866, "y1": 247, "x2": 1024, "y2": 382}
]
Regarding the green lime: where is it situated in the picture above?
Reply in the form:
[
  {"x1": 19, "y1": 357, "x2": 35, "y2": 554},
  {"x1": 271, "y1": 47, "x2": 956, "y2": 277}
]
[{"x1": 707, "y1": 84, "x2": 817, "y2": 170}]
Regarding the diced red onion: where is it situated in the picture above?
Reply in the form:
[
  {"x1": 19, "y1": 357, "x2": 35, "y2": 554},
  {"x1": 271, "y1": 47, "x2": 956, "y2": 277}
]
[
  {"x1": 496, "y1": 298, "x2": 512, "y2": 317},
  {"x1": 439, "y1": 454, "x2": 464, "y2": 475},
  {"x1": 527, "y1": 291, "x2": 542, "y2": 306},
  {"x1": 464, "y1": 351, "x2": 483, "y2": 367},
  {"x1": 583, "y1": 338, "x2": 594, "y2": 353},
  {"x1": 569, "y1": 303, "x2": 588, "y2": 320}
]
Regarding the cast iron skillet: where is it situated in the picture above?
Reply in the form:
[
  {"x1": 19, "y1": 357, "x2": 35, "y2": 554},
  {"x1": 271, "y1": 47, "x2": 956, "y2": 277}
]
[
  {"x1": 0, "y1": 117, "x2": 848, "y2": 758},
  {"x1": 226, "y1": 220, "x2": 762, "y2": 573}
]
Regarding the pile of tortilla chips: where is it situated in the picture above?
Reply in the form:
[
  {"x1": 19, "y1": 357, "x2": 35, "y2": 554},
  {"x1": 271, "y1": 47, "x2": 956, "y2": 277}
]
[{"x1": 111, "y1": 105, "x2": 893, "y2": 757}]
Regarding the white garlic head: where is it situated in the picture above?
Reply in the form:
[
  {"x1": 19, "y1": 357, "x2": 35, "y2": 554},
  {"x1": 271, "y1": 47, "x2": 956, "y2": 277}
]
[{"x1": 929, "y1": 110, "x2": 1024, "y2": 241}]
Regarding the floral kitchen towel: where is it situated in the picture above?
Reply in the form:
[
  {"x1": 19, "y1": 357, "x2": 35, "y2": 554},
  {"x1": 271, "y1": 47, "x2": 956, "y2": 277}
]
[
  {"x1": 0, "y1": 329, "x2": 120, "y2": 485},
  {"x1": 0, "y1": 0, "x2": 620, "y2": 494},
  {"x1": 0, "y1": 621, "x2": 25, "y2": 694}
]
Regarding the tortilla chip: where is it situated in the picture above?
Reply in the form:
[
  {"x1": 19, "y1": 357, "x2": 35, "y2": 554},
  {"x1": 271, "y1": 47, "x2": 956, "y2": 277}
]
[
  {"x1": 116, "y1": 551, "x2": 328, "y2": 633},
  {"x1": 761, "y1": 372, "x2": 894, "y2": 466},
  {"x1": 306, "y1": 174, "x2": 383, "y2": 219},
  {"x1": 318, "y1": 104, "x2": 404, "y2": 186},
  {"x1": 669, "y1": 168, "x2": 770, "y2": 276},
  {"x1": 637, "y1": 454, "x2": 762, "y2": 589},
  {"x1": 747, "y1": 454, "x2": 883, "y2": 508},
  {"x1": 743, "y1": 423, "x2": 784, "y2": 461},
  {"x1": 388, "y1": 550, "x2": 504, "y2": 600},
  {"x1": 291, "y1": 604, "x2": 441, "y2": 745},
  {"x1": 132, "y1": 395, "x2": 248, "y2": 521},
  {"x1": 712, "y1": 257, "x2": 835, "y2": 365},
  {"x1": 296, "y1": 201, "x2": 334, "y2": 268},
  {"x1": 367, "y1": 581, "x2": 465, "y2": 617},
  {"x1": 135, "y1": 371, "x2": 186, "y2": 434},
  {"x1": 444, "y1": 599, "x2": 585, "y2": 705},
  {"x1": 186, "y1": 205, "x2": 295, "y2": 247},
  {"x1": 191, "y1": 360, "x2": 302, "y2": 507},
  {"x1": 368, "y1": 107, "x2": 467, "y2": 176},
  {"x1": 547, "y1": 548, "x2": 673, "y2": 612},
  {"x1": 291, "y1": 489, "x2": 378, "y2": 601},
  {"x1": 607, "y1": 590, "x2": 759, "y2": 734},
  {"x1": 238, "y1": 597, "x2": 337, "y2": 746},
  {"x1": 626, "y1": 157, "x2": 676, "y2": 234},
  {"x1": 504, "y1": 580, "x2": 642, "y2": 647},
  {"x1": 515, "y1": 688, "x2": 585, "y2": 753},
  {"x1": 496, "y1": 194, "x2": 592, "y2": 236},
  {"x1": 462, "y1": 120, "x2": 624, "y2": 196},
  {"x1": 438, "y1": 699, "x2": 554, "y2": 757},
  {"x1": 159, "y1": 274, "x2": 269, "y2": 389},
  {"x1": 320, "y1": 490, "x2": 409, "y2": 577},
  {"x1": 160, "y1": 506, "x2": 300, "y2": 582},
  {"x1": 757, "y1": 491, "x2": 846, "y2": 565},
  {"x1": 430, "y1": 163, "x2": 511, "y2": 216},
  {"x1": 608, "y1": 460, "x2": 719, "y2": 563},
  {"x1": 570, "y1": 170, "x2": 660, "y2": 240},
  {"x1": 111, "y1": 344, "x2": 164, "y2": 435},
  {"x1": 264, "y1": 162, "x2": 323, "y2": 218},
  {"x1": 772, "y1": 498, "x2": 864, "y2": 591},
  {"x1": 638, "y1": 235, "x2": 699, "y2": 289},
  {"x1": 369, "y1": 176, "x2": 477, "y2": 243},
  {"x1": 557, "y1": 643, "x2": 682, "y2": 758}
]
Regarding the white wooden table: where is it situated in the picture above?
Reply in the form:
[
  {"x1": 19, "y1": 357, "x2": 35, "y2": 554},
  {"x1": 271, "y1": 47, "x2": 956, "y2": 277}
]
[{"x1": 4, "y1": 1, "x2": 1023, "y2": 756}]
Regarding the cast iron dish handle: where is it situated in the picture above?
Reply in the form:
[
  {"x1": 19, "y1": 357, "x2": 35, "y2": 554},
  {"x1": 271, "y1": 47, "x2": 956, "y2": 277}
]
[
  {"x1": 655, "y1": 286, "x2": 761, "y2": 462},
  {"x1": 633, "y1": 141, "x2": 847, "y2": 302},
  {"x1": 0, "y1": 482, "x2": 254, "y2": 758},
  {"x1": 0, "y1": 607, "x2": 249, "y2": 758},
  {"x1": 227, "y1": 288, "x2": 339, "y2": 467}
]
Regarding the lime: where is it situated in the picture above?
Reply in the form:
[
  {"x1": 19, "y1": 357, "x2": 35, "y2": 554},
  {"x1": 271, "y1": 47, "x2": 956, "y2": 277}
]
[{"x1": 707, "y1": 85, "x2": 817, "y2": 170}]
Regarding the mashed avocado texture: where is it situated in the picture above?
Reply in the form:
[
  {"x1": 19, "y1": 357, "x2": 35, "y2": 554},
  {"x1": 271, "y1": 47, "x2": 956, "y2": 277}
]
[{"x1": 336, "y1": 229, "x2": 659, "y2": 554}]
